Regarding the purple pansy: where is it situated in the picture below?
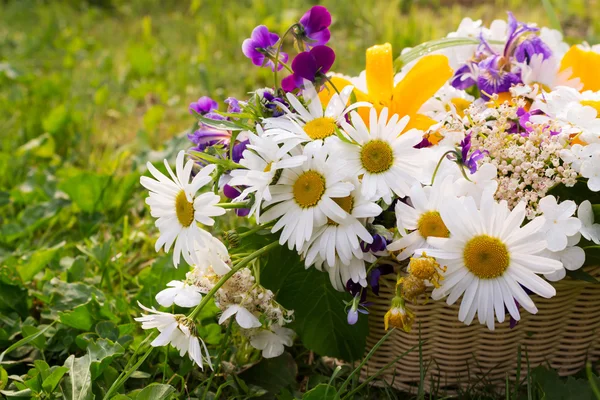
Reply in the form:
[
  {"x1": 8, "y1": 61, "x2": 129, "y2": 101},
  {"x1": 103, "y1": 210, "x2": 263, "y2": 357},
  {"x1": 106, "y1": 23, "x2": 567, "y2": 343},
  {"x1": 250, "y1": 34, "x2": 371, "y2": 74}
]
[
  {"x1": 451, "y1": 64, "x2": 477, "y2": 90},
  {"x1": 281, "y1": 45, "x2": 335, "y2": 92},
  {"x1": 242, "y1": 25, "x2": 289, "y2": 71},
  {"x1": 360, "y1": 234, "x2": 388, "y2": 253},
  {"x1": 189, "y1": 96, "x2": 218, "y2": 115},
  {"x1": 262, "y1": 91, "x2": 287, "y2": 117},
  {"x1": 188, "y1": 111, "x2": 230, "y2": 152},
  {"x1": 231, "y1": 139, "x2": 249, "y2": 164},
  {"x1": 222, "y1": 184, "x2": 250, "y2": 217},
  {"x1": 514, "y1": 36, "x2": 552, "y2": 63},
  {"x1": 297, "y1": 6, "x2": 331, "y2": 48}
]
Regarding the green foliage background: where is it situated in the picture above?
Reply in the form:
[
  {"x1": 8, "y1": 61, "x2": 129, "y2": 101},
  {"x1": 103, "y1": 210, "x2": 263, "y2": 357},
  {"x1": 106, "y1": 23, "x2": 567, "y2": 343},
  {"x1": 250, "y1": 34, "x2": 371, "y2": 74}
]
[{"x1": 1, "y1": 0, "x2": 599, "y2": 398}]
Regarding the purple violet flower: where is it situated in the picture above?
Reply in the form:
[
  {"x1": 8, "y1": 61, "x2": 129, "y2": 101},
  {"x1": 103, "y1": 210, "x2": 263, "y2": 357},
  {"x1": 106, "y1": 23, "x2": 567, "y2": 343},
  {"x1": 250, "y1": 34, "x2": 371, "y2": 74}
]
[
  {"x1": 345, "y1": 280, "x2": 370, "y2": 325},
  {"x1": 231, "y1": 139, "x2": 249, "y2": 164},
  {"x1": 361, "y1": 234, "x2": 388, "y2": 253},
  {"x1": 262, "y1": 91, "x2": 288, "y2": 117},
  {"x1": 281, "y1": 45, "x2": 335, "y2": 92},
  {"x1": 369, "y1": 264, "x2": 394, "y2": 296},
  {"x1": 242, "y1": 25, "x2": 289, "y2": 71},
  {"x1": 222, "y1": 184, "x2": 250, "y2": 217},
  {"x1": 459, "y1": 133, "x2": 486, "y2": 174},
  {"x1": 225, "y1": 97, "x2": 241, "y2": 113},
  {"x1": 514, "y1": 36, "x2": 552, "y2": 63},
  {"x1": 297, "y1": 6, "x2": 331, "y2": 48},
  {"x1": 476, "y1": 56, "x2": 522, "y2": 99},
  {"x1": 451, "y1": 64, "x2": 477, "y2": 90},
  {"x1": 189, "y1": 96, "x2": 218, "y2": 115}
]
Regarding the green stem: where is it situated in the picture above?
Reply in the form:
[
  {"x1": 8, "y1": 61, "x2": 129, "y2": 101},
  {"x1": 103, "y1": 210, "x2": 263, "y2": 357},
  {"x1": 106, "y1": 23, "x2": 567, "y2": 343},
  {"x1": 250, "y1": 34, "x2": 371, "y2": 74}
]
[
  {"x1": 201, "y1": 319, "x2": 234, "y2": 400},
  {"x1": 322, "y1": 74, "x2": 341, "y2": 96},
  {"x1": 430, "y1": 150, "x2": 456, "y2": 185},
  {"x1": 188, "y1": 241, "x2": 280, "y2": 320},
  {"x1": 189, "y1": 151, "x2": 245, "y2": 171},
  {"x1": 103, "y1": 333, "x2": 155, "y2": 400},
  {"x1": 238, "y1": 223, "x2": 272, "y2": 238},
  {"x1": 273, "y1": 24, "x2": 298, "y2": 89},
  {"x1": 216, "y1": 202, "x2": 250, "y2": 209}
]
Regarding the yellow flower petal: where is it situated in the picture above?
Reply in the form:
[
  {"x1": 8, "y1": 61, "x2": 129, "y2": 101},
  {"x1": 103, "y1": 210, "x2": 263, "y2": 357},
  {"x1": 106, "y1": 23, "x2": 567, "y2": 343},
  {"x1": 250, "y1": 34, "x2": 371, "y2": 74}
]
[
  {"x1": 560, "y1": 45, "x2": 600, "y2": 92},
  {"x1": 406, "y1": 113, "x2": 437, "y2": 132},
  {"x1": 581, "y1": 100, "x2": 600, "y2": 115},
  {"x1": 318, "y1": 76, "x2": 370, "y2": 109},
  {"x1": 391, "y1": 54, "x2": 453, "y2": 118},
  {"x1": 366, "y1": 43, "x2": 394, "y2": 105}
]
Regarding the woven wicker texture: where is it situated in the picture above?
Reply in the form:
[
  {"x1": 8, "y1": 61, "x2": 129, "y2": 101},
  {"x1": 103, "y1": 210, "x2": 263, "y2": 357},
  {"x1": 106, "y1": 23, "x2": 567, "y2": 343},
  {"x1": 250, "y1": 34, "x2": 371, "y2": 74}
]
[{"x1": 361, "y1": 266, "x2": 600, "y2": 393}]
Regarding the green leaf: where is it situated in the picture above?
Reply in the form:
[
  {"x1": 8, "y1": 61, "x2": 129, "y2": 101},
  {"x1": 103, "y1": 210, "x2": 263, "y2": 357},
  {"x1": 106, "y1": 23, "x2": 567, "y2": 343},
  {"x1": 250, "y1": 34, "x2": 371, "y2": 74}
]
[
  {"x1": 260, "y1": 246, "x2": 369, "y2": 361},
  {"x1": 302, "y1": 384, "x2": 337, "y2": 400},
  {"x1": 95, "y1": 321, "x2": 120, "y2": 341},
  {"x1": 17, "y1": 242, "x2": 64, "y2": 282},
  {"x1": 87, "y1": 338, "x2": 125, "y2": 380},
  {"x1": 16, "y1": 133, "x2": 56, "y2": 158},
  {"x1": 62, "y1": 354, "x2": 93, "y2": 400},
  {"x1": 143, "y1": 105, "x2": 165, "y2": 132},
  {"x1": 135, "y1": 255, "x2": 187, "y2": 306},
  {"x1": 0, "y1": 366, "x2": 8, "y2": 390},
  {"x1": 195, "y1": 114, "x2": 247, "y2": 131},
  {"x1": 196, "y1": 323, "x2": 222, "y2": 345},
  {"x1": 59, "y1": 171, "x2": 110, "y2": 213},
  {"x1": 592, "y1": 204, "x2": 600, "y2": 223},
  {"x1": 583, "y1": 246, "x2": 600, "y2": 267},
  {"x1": 42, "y1": 366, "x2": 69, "y2": 394},
  {"x1": 239, "y1": 352, "x2": 297, "y2": 394},
  {"x1": 43, "y1": 104, "x2": 71, "y2": 135},
  {"x1": 134, "y1": 383, "x2": 176, "y2": 400},
  {"x1": 22, "y1": 325, "x2": 47, "y2": 349},
  {"x1": 60, "y1": 302, "x2": 95, "y2": 331}
]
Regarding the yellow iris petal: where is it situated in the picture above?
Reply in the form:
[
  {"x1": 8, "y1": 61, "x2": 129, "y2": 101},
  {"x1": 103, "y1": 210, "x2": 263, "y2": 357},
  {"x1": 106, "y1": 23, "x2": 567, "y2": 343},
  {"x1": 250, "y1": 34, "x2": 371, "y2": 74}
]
[
  {"x1": 390, "y1": 54, "x2": 453, "y2": 118},
  {"x1": 317, "y1": 76, "x2": 370, "y2": 109},
  {"x1": 366, "y1": 43, "x2": 394, "y2": 105},
  {"x1": 560, "y1": 45, "x2": 600, "y2": 92},
  {"x1": 406, "y1": 113, "x2": 438, "y2": 132}
]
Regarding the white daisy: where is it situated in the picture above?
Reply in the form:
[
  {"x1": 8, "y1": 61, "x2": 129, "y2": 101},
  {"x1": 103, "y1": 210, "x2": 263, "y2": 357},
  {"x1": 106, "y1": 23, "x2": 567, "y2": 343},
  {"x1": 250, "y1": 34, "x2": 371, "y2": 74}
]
[
  {"x1": 192, "y1": 235, "x2": 232, "y2": 276},
  {"x1": 538, "y1": 195, "x2": 581, "y2": 251},
  {"x1": 135, "y1": 303, "x2": 212, "y2": 369},
  {"x1": 301, "y1": 180, "x2": 382, "y2": 267},
  {"x1": 542, "y1": 233, "x2": 585, "y2": 282},
  {"x1": 338, "y1": 107, "x2": 431, "y2": 204},
  {"x1": 140, "y1": 150, "x2": 225, "y2": 267},
  {"x1": 261, "y1": 144, "x2": 354, "y2": 251},
  {"x1": 419, "y1": 84, "x2": 474, "y2": 122},
  {"x1": 263, "y1": 81, "x2": 370, "y2": 152},
  {"x1": 156, "y1": 280, "x2": 203, "y2": 308},
  {"x1": 578, "y1": 200, "x2": 600, "y2": 244},
  {"x1": 422, "y1": 192, "x2": 562, "y2": 330},
  {"x1": 454, "y1": 163, "x2": 499, "y2": 206},
  {"x1": 249, "y1": 325, "x2": 295, "y2": 358},
  {"x1": 387, "y1": 176, "x2": 456, "y2": 260},
  {"x1": 218, "y1": 304, "x2": 262, "y2": 329},
  {"x1": 313, "y1": 253, "x2": 375, "y2": 291},
  {"x1": 228, "y1": 126, "x2": 306, "y2": 222},
  {"x1": 519, "y1": 54, "x2": 582, "y2": 92}
]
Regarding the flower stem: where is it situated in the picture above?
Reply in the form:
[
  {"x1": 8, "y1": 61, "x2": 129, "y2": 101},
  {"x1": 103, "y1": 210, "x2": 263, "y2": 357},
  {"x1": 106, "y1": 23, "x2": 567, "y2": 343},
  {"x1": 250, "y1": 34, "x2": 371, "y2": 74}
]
[
  {"x1": 273, "y1": 24, "x2": 298, "y2": 89},
  {"x1": 216, "y1": 202, "x2": 250, "y2": 209},
  {"x1": 430, "y1": 150, "x2": 456, "y2": 185},
  {"x1": 238, "y1": 223, "x2": 272, "y2": 238},
  {"x1": 188, "y1": 241, "x2": 280, "y2": 320}
]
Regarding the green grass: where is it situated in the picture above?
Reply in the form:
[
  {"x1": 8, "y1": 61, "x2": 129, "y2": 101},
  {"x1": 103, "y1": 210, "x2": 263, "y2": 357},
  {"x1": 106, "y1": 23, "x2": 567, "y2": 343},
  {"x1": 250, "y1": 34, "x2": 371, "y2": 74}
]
[{"x1": 0, "y1": 0, "x2": 599, "y2": 398}]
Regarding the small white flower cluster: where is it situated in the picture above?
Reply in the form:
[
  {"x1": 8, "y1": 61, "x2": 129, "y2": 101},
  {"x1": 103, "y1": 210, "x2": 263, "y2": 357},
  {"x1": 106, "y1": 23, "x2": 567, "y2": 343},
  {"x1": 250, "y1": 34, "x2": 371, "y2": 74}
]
[{"x1": 460, "y1": 100, "x2": 579, "y2": 218}]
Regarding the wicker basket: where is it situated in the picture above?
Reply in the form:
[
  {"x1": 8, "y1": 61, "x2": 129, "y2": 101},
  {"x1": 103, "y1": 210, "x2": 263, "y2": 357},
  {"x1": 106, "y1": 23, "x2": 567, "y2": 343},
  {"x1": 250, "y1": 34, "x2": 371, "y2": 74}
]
[{"x1": 361, "y1": 266, "x2": 600, "y2": 393}]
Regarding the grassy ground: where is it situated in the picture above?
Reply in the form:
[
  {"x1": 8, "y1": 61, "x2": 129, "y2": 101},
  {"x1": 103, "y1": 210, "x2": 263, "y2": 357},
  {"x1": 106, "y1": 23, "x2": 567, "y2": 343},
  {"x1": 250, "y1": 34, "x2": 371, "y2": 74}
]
[{"x1": 1, "y1": 0, "x2": 599, "y2": 399}]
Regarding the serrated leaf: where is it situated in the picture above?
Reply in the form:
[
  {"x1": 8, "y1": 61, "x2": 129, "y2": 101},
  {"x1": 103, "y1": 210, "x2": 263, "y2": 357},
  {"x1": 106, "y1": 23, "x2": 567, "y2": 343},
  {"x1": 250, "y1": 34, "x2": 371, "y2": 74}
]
[
  {"x1": 63, "y1": 354, "x2": 93, "y2": 400},
  {"x1": 134, "y1": 383, "x2": 176, "y2": 400},
  {"x1": 87, "y1": 338, "x2": 124, "y2": 380},
  {"x1": 42, "y1": 366, "x2": 68, "y2": 394},
  {"x1": 260, "y1": 246, "x2": 369, "y2": 361}
]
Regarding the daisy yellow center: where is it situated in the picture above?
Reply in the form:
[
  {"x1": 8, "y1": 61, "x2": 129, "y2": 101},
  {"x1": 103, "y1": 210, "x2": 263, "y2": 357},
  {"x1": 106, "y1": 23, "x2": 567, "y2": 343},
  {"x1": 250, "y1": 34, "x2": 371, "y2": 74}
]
[
  {"x1": 293, "y1": 170, "x2": 326, "y2": 208},
  {"x1": 327, "y1": 195, "x2": 354, "y2": 225},
  {"x1": 463, "y1": 235, "x2": 510, "y2": 279},
  {"x1": 417, "y1": 211, "x2": 449, "y2": 239},
  {"x1": 175, "y1": 190, "x2": 195, "y2": 227},
  {"x1": 264, "y1": 162, "x2": 273, "y2": 172},
  {"x1": 303, "y1": 117, "x2": 337, "y2": 140},
  {"x1": 360, "y1": 140, "x2": 394, "y2": 174}
]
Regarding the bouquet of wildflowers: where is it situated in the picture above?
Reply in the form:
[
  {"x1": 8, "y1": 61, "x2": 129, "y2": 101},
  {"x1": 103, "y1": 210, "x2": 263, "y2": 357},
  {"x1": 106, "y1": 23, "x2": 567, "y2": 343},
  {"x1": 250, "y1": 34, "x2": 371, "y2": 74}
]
[{"x1": 137, "y1": 6, "x2": 600, "y2": 369}]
